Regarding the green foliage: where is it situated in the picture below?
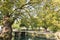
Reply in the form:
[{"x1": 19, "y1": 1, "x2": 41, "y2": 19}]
[
  {"x1": 12, "y1": 19, "x2": 21, "y2": 29},
  {"x1": 0, "y1": 0, "x2": 60, "y2": 32}
]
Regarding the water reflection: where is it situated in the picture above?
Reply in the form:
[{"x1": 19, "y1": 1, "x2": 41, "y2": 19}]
[
  {"x1": 14, "y1": 32, "x2": 56, "y2": 40},
  {"x1": 20, "y1": 35, "x2": 49, "y2": 40}
]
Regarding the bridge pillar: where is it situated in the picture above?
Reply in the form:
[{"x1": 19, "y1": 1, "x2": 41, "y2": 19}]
[
  {"x1": 14, "y1": 31, "x2": 20, "y2": 40},
  {"x1": 20, "y1": 32, "x2": 26, "y2": 40}
]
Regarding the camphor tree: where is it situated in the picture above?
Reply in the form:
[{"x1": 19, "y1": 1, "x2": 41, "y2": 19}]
[
  {"x1": 0, "y1": 0, "x2": 60, "y2": 40},
  {"x1": 0, "y1": 0, "x2": 41, "y2": 40}
]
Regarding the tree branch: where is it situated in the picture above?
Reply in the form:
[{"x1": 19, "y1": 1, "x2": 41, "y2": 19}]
[{"x1": 15, "y1": 1, "x2": 39, "y2": 10}]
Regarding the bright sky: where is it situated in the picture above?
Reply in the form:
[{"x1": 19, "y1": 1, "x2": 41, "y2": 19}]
[
  {"x1": 26, "y1": 0, "x2": 30, "y2": 3},
  {"x1": 0, "y1": 26, "x2": 2, "y2": 31}
]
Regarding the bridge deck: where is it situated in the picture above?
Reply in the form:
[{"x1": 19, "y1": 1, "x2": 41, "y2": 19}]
[{"x1": 19, "y1": 31, "x2": 54, "y2": 34}]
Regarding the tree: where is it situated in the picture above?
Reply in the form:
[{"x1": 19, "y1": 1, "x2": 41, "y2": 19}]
[{"x1": 0, "y1": 0, "x2": 41, "y2": 40}]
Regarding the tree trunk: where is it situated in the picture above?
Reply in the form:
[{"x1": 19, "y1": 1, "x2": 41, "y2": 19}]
[
  {"x1": 2, "y1": 26, "x2": 12, "y2": 40},
  {"x1": 1, "y1": 15, "x2": 14, "y2": 40}
]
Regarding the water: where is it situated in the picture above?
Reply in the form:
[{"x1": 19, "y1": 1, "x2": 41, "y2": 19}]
[
  {"x1": 14, "y1": 33, "x2": 56, "y2": 40},
  {"x1": 20, "y1": 35, "x2": 55, "y2": 40}
]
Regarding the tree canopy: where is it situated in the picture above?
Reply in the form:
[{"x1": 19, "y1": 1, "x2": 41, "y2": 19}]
[{"x1": 0, "y1": 0, "x2": 60, "y2": 32}]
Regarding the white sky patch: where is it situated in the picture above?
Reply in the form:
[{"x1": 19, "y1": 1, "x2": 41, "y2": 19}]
[
  {"x1": 54, "y1": 6, "x2": 60, "y2": 11},
  {"x1": 21, "y1": 9, "x2": 26, "y2": 13},
  {"x1": 26, "y1": 0, "x2": 30, "y2": 3},
  {"x1": 0, "y1": 26, "x2": 2, "y2": 32},
  {"x1": 35, "y1": 1, "x2": 45, "y2": 9},
  {"x1": 30, "y1": 10, "x2": 37, "y2": 17},
  {"x1": 13, "y1": 8, "x2": 15, "y2": 11},
  {"x1": 33, "y1": 14, "x2": 37, "y2": 18},
  {"x1": 12, "y1": 5, "x2": 16, "y2": 11},
  {"x1": 28, "y1": 16, "x2": 30, "y2": 18},
  {"x1": 0, "y1": 11, "x2": 1, "y2": 14},
  {"x1": 40, "y1": 2, "x2": 45, "y2": 7},
  {"x1": 24, "y1": 5, "x2": 30, "y2": 7},
  {"x1": 29, "y1": 6, "x2": 35, "y2": 11},
  {"x1": 24, "y1": 5, "x2": 35, "y2": 11},
  {"x1": 1, "y1": 0, "x2": 4, "y2": 2}
]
